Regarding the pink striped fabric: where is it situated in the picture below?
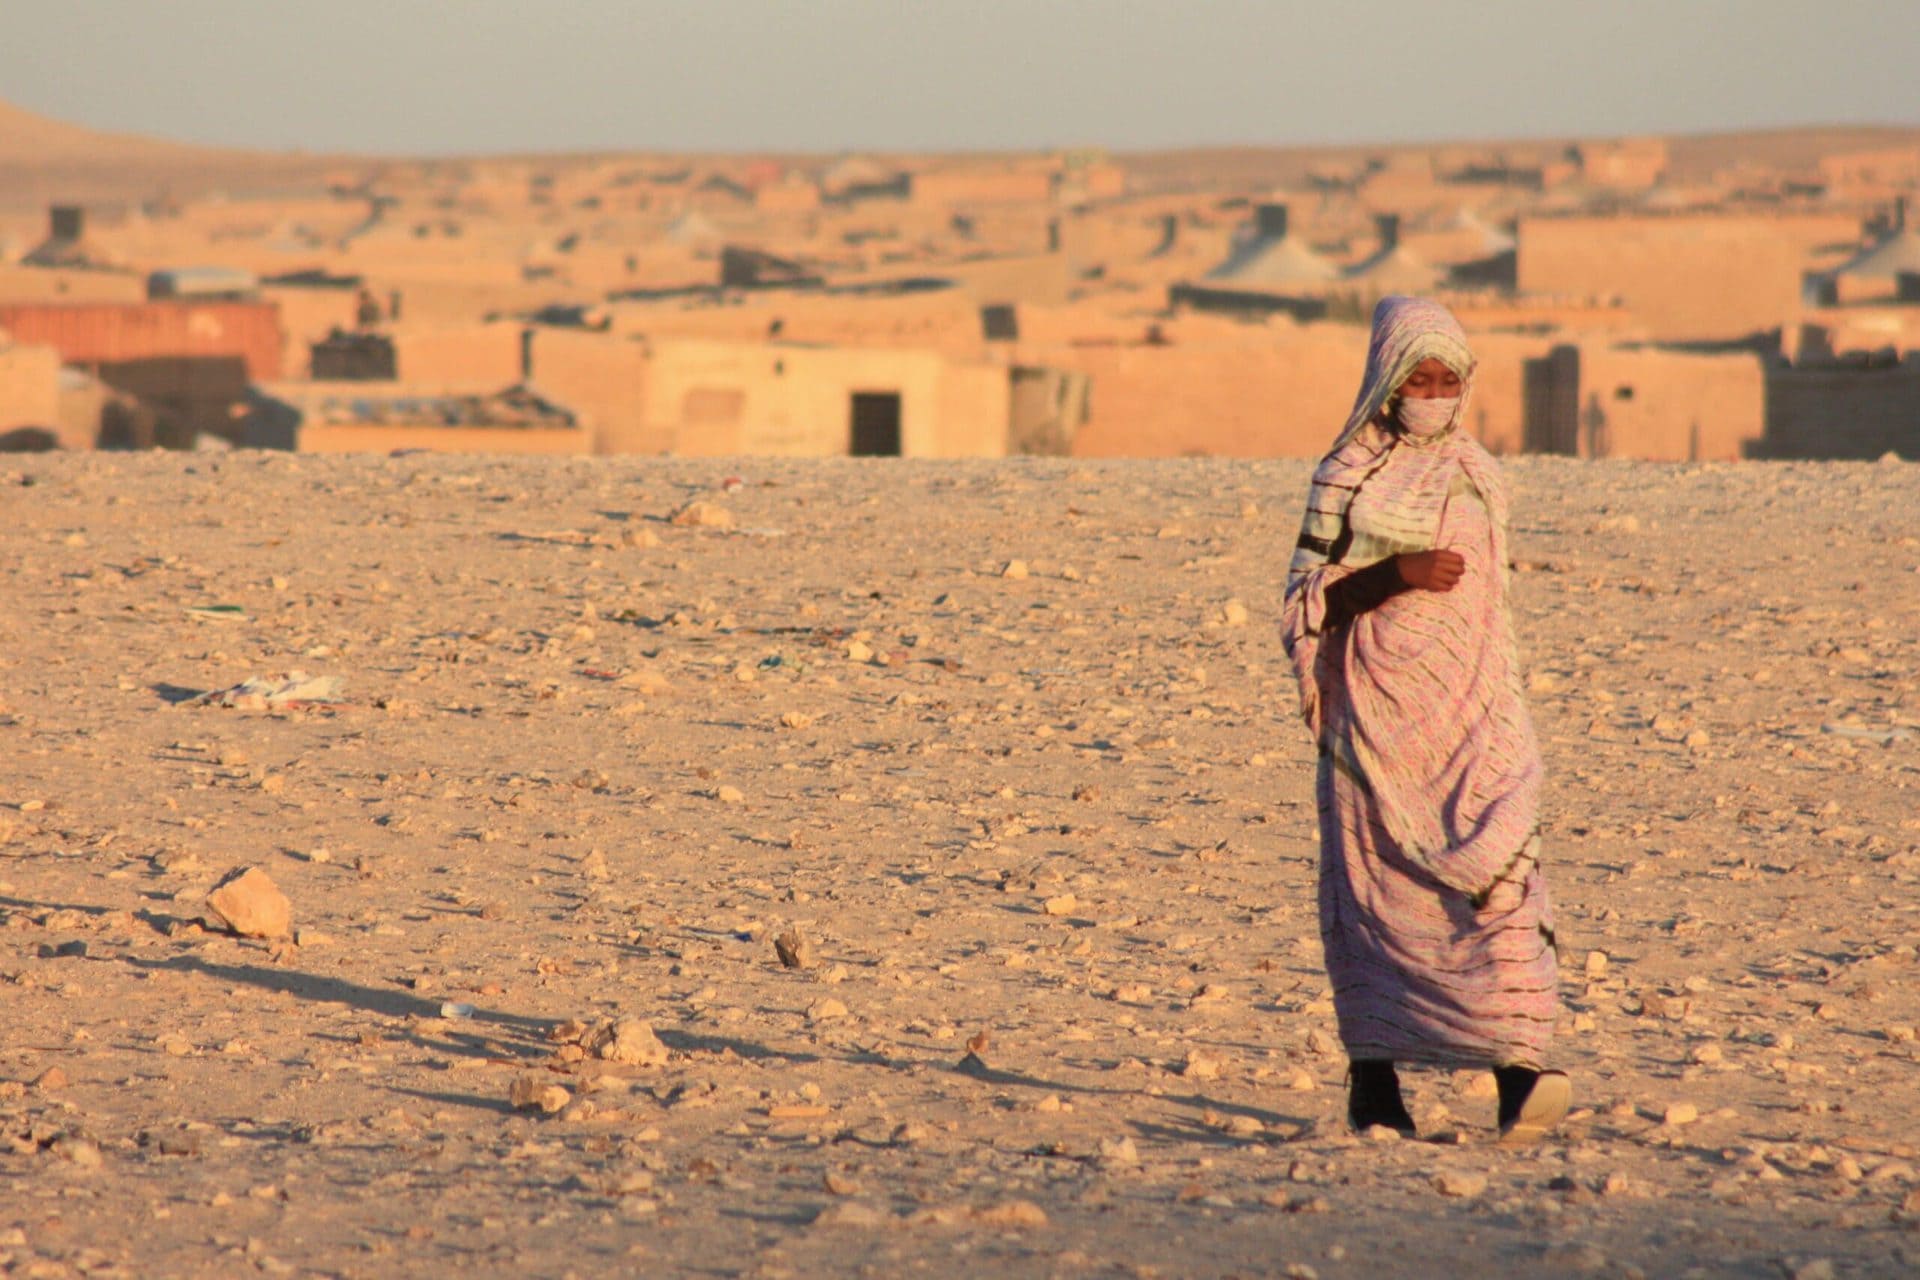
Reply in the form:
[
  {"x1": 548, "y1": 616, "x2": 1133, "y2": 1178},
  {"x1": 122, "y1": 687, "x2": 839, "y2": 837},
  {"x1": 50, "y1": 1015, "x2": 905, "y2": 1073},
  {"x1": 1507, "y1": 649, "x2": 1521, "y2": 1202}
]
[{"x1": 1280, "y1": 298, "x2": 1558, "y2": 1068}]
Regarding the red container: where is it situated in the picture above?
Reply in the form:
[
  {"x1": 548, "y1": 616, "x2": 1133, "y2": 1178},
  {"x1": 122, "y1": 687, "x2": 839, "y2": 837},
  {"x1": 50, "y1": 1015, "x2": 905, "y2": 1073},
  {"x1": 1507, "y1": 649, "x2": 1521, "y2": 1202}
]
[{"x1": 0, "y1": 301, "x2": 283, "y2": 380}]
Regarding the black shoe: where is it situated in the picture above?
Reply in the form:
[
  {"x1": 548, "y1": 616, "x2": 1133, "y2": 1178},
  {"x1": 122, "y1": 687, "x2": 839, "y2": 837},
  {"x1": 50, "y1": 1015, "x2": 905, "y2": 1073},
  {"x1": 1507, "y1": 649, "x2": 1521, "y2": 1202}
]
[
  {"x1": 1347, "y1": 1059, "x2": 1417, "y2": 1136},
  {"x1": 1495, "y1": 1065, "x2": 1571, "y2": 1143}
]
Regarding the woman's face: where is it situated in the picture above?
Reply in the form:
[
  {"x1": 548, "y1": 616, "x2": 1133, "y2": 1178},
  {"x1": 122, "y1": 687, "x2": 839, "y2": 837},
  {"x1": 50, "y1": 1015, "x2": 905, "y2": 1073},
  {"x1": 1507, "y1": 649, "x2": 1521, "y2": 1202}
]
[{"x1": 1398, "y1": 357, "x2": 1463, "y2": 400}]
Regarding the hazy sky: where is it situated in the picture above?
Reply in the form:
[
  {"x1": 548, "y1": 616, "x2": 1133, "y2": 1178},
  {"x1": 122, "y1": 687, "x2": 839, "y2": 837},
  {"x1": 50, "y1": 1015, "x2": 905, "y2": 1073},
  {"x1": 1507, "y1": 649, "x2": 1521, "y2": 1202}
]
[{"x1": 7, "y1": 0, "x2": 1916, "y2": 155}]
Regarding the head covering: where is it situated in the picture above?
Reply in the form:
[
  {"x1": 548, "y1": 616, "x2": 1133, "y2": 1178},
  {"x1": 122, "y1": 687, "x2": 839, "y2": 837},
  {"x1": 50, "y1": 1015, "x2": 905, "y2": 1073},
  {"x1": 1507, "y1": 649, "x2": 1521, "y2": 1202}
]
[
  {"x1": 1286, "y1": 296, "x2": 1501, "y2": 588},
  {"x1": 1328, "y1": 295, "x2": 1476, "y2": 455}
]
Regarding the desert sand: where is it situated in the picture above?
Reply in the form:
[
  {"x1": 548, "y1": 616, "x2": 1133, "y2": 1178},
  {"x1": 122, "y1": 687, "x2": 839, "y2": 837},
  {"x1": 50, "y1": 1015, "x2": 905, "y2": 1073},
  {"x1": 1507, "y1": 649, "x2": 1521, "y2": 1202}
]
[{"x1": 1, "y1": 451, "x2": 1917, "y2": 1279}]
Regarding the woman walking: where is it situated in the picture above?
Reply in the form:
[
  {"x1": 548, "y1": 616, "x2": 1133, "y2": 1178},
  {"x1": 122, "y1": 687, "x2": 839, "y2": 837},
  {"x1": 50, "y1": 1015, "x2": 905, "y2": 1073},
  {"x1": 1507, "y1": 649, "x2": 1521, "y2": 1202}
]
[{"x1": 1279, "y1": 296, "x2": 1567, "y2": 1142}]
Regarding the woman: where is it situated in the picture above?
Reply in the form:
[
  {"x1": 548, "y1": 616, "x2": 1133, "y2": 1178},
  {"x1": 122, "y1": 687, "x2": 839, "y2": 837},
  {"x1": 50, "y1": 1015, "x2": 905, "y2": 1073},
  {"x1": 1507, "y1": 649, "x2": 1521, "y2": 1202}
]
[{"x1": 1279, "y1": 295, "x2": 1566, "y2": 1142}]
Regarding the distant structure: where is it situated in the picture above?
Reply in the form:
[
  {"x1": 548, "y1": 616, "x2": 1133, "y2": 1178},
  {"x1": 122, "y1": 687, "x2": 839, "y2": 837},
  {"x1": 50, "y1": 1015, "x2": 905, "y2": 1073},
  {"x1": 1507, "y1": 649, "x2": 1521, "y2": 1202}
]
[
  {"x1": 146, "y1": 266, "x2": 258, "y2": 301},
  {"x1": 1342, "y1": 214, "x2": 1445, "y2": 294},
  {"x1": 3, "y1": 101, "x2": 1916, "y2": 462},
  {"x1": 245, "y1": 382, "x2": 584, "y2": 454},
  {"x1": 21, "y1": 206, "x2": 118, "y2": 270},
  {"x1": 1807, "y1": 198, "x2": 1920, "y2": 304},
  {"x1": 1168, "y1": 203, "x2": 1343, "y2": 319},
  {"x1": 0, "y1": 299, "x2": 281, "y2": 448}
]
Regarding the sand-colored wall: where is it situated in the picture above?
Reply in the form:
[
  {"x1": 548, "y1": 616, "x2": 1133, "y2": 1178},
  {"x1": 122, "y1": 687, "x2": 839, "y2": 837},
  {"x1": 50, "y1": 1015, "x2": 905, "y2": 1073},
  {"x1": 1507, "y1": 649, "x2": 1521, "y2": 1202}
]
[
  {"x1": 934, "y1": 361, "x2": 1013, "y2": 457},
  {"x1": 0, "y1": 341, "x2": 62, "y2": 446},
  {"x1": 388, "y1": 322, "x2": 525, "y2": 388},
  {"x1": 1567, "y1": 348, "x2": 1765, "y2": 461},
  {"x1": 755, "y1": 181, "x2": 821, "y2": 214},
  {"x1": 610, "y1": 288, "x2": 987, "y2": 358},
  {"x1": 525, "y1": 327, "x2": 665, "y2": 455},
  {"x1": 645, "y1": 339, "x2": 1006, "y2": 458},
  {"x1": 287, "y1": 422, "x2": 590, "y2": 456},
  {"x1": 0, "y1": 265, "x2": 145, "y2": 303},
  {"x1": 1516, "y1": 212, "x2": 1860, "y2": 339},
  {"x1": 1028, "y1": 321, "x2": 1549, "y2": 458},
  {"x1": 909, "y1": 168, "x2": 1054, "y2": 208},
  {"x1": 261, "y1": 286, "x2": 362, "y2": 377}
]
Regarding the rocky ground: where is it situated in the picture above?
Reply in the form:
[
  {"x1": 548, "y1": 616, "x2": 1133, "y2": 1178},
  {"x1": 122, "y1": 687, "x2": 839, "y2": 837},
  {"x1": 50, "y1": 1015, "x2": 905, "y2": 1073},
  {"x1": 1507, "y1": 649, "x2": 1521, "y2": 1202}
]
[{"x1": 1, "y1": 451, "x2": 1917, "y2": 1279}]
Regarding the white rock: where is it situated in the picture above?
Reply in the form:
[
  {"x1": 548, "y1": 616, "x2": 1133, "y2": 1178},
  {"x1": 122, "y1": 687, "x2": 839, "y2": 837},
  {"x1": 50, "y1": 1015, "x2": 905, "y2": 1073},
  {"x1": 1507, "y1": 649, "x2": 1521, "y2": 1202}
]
[
  {"x1": 1433, "y1": 1171, "x2": 1487, "y2": 1197},
  {"x1": 589, "y1": 1019, "x2": 670, "y2": 1068},
  {"x1": 205, "y1": 866, "x2": 292, "y2": 940}
]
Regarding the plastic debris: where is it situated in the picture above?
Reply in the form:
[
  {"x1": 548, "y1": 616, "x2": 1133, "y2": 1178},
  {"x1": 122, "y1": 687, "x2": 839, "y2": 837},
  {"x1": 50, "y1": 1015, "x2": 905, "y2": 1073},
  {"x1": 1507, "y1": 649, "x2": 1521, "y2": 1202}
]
[
  {"x1": 191, "y1": 672, "x2": 345, "y2": 710},
  {"x1": 185, "y1": 604, "x2": 249, "y2": 623}
]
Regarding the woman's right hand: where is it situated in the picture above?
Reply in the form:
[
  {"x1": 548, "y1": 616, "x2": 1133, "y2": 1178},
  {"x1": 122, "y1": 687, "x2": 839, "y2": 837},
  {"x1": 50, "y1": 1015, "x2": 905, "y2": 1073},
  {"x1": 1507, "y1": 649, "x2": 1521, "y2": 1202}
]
[{"x1": 1395, "y1": 549, "x2": 1466, "y2": 592}]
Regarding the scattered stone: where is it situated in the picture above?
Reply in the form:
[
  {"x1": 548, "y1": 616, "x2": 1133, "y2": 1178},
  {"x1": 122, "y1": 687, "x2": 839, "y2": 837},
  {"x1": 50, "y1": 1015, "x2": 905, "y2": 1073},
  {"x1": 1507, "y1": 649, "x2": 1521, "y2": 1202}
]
[
  {"x1": 1218, "y1": 598, "x2": 1249, "y2": 627},
  {"x1": 807, "y1": 998, "x2": 849, "y2": 1023},
  {"x1": 971, "y1": 1200, "x2": 1048, "y2": 1229},
  {"x1": 32, "y1": 1067, "x2": 67, "y2": 1091},
  {"x1": 51, "y1": 1133, "x2": 102, "y2": 1168},
  {"x1": 587, "y1": 1019, "x2": 670, "y2": 1068},
  {"x1": 668, "y1": 501, "x2": 734, "y2": 529},
  {"x1": 1663, "y1": 1102, "x2": 1699, "y2": 1127},
  {"x1": 1584, "y1": 950, "x2": 1608, "y2": 979},
  {"x1": 1097, "y1": 1135, "x2": 1139, "y2": 1167},
  {"x1": 1110, "y1": 983, "x2": 1152, "y2": 1004},
  {"x1": 774, "y1": 928, "x2": 814, "y2": 970},
  {"x1": 1433, "y1": 1171, "x2": 1487, "y2": 1198},
  {"x1": 1542, "y1": 1243, "x2": 1610, "y2": 1273},
  {"x1": 1181, "y1": 1051, "x2": 1223, "y2": 1081},
  {"x1": 205, "y1": 866, "x2": 292, "y2": 940},
  {"x1": 780, "y1": 710, "x2": 814, "y2": 730},
  {"x1": 714, "y1": 785, "x2": 745, "y2": 804},
  {"x1": 813, "y1": 1201, "x2": 886, "y2": 1229},
  {"x1": 1001, "y1": 560, "x2": 1029, "y2": 581},
  {"x1": 509, "y1": 1076, "x2": 571, "y2": 1114},
  {"x1": 1042, "y1": 893, "x2": 1077, "y2": 917}
]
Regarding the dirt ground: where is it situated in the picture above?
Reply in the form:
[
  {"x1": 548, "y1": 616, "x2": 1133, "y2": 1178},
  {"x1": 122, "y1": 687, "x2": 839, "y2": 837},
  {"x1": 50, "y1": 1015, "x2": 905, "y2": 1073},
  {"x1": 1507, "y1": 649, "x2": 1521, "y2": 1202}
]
[{"x1": 2, "y1": 451, "x2": 1917, "y2": 1279}]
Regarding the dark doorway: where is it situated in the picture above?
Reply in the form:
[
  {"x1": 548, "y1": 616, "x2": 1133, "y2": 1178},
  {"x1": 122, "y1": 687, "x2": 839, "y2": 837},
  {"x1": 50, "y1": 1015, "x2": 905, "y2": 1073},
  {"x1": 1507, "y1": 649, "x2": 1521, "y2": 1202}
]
[
  {"x1": 848, "y1": 391, "x2": 902, "y2": 456},
  {"x1": 1521, "y1": 345, "x2": 1580, "y2": 455}
]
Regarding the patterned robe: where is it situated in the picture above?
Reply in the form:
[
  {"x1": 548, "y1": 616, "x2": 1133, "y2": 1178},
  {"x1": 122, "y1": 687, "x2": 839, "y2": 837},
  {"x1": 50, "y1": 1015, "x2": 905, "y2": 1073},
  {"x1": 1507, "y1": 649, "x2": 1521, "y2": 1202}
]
[{"x1": 1280, "y1": 297, "x2": 1559, "y2": 1068}]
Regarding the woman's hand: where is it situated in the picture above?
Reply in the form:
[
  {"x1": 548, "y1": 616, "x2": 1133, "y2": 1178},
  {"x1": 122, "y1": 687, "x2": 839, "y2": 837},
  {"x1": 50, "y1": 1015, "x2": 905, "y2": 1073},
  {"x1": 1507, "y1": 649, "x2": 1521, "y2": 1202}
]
[{"x1": 1395, "y1": 549, "x2": 1466, "y2": 592}]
